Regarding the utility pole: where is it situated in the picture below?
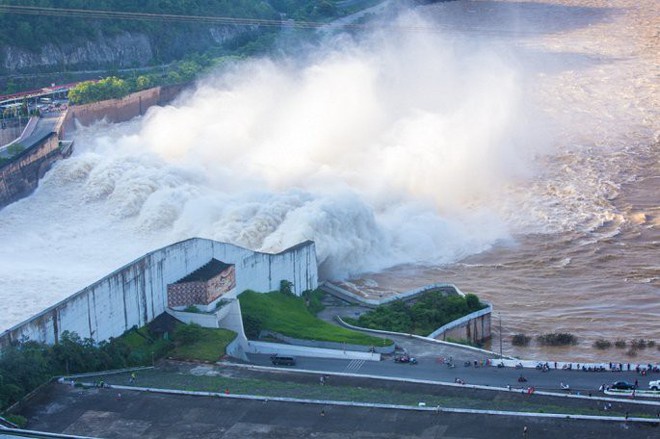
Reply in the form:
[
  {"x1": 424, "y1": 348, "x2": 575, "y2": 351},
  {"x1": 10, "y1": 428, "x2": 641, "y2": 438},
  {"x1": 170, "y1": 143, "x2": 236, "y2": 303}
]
[{"x1": 499, "y1": 312, "x2": 503, "y2": 359}]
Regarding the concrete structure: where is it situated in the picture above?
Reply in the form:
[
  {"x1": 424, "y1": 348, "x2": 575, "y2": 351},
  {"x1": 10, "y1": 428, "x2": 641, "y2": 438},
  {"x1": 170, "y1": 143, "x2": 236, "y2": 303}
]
[
  {"x1": 167, "y1": 259, "x2": 236, "y2": 311},
  {"x1": 0, "y1": 84, "x2": 186, "y2": 210},
  {"x1": 0, "y1": 238, "x2": 317, "y2": 350},
  {"x1": 0, "y1": 113, "x2": 71, "y2": 209},
  {"x1": 323, "y1": 281, "x2": 492, "y2": 345},
  {"x1": 428, "y1": 305, "x2": 492, "y2": 345},
  {"x1": 62, "y1": 84, "x2": 185, "y2": 130}
]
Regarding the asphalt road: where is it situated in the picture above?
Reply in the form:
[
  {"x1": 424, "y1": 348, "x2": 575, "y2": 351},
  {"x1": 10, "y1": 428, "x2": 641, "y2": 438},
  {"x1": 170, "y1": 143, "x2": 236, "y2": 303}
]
[{"x1": 246, "y1": 352, "x2": 659, "y2": 397}]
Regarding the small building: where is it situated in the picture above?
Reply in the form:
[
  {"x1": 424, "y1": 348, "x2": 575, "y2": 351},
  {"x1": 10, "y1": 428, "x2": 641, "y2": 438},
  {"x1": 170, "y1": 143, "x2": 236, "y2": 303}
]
[{"x1": 167, "y1": 259, "x2": 236, "y2": 312}]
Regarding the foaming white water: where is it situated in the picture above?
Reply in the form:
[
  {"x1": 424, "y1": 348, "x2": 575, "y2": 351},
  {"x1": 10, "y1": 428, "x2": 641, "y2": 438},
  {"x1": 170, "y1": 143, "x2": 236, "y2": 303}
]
[
  {"x1": 0, "y1": 12, "x2": 537, "y2": 329},
  {"x1": 1, "y1": 1, "x2": 657, "y2": 333}
]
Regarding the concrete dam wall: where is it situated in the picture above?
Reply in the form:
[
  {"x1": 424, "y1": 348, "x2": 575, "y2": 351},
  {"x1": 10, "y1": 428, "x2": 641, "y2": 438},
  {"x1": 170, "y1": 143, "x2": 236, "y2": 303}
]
[
  {"x1": 0, "y1": 116, "x2": 70, "y2": 209},
  {"x1": 0, "y1": 238, "x2": 318, "y2": 349},
  {"x1": 63, "y1": 84, "x2": 186, "y2": 130},
  {"x1": 0, "y1": 84, "x2": 186, "y2": 209}
]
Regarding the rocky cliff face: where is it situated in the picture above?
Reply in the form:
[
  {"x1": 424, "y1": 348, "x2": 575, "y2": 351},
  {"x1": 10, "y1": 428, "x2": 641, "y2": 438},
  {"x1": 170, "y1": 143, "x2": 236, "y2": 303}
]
[
  {"x1": 2, "y1": 33, "x2": 153, "y2": 72},
  {"x1": 1, "y1": 26, "x2": 252, "y2": 73}
]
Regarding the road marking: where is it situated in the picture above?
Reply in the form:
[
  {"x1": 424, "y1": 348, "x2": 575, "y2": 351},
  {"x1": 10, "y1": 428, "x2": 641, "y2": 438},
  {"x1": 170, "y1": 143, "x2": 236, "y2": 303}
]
[{"x1": 344, "y1": 360, "x2": 365, "y2": 372}]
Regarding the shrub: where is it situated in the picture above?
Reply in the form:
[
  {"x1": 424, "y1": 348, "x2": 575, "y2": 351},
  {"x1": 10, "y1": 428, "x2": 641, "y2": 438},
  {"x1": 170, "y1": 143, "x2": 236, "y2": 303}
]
[
  {"x1": 647, "y1": 340, "x2": 655, "y2": 348},
  {"x1": 593, "y1": 339, "x2": 612, "y2": 349},
  {"x1": 631, "y1": 339, "x2": 647, "y2": 349},
  {"x1": 3, "y1": 414, "x2": 27, "y2": 428},
  {"x1": 625, "y1": 349, "x2": 637, "y2": 358},
  {"x1": 536, "y1": 332, "x2": 577, "y2": 346},
  {"x1": 183, "y1": 305, "x2": 201, "y2": 313},
  {"x1": 174, "y1": 323, "x2": 204, "y2": 345},
  {"x1": 302, "y1": 289, "x2": 325, "y2": 315},
  {"x1": 511, "y1": 333, "x2": 531, "y2": 346},
  {"x1": 614, "y1": 339, "x2": 626, "y2": 348},
  {"x1": 279, "y1": 280, "x2": 294, "y2": 296},
  {"x1": 464, "y1": 293, "x2": 482, "y2": 311},
  {"x1": 242, "y1": 314, "x2": 263, "y2": 339},
  {"x1": 355, "y1": 290, "x2": 485, "y2": 336},
  {"x1": 214, "y1": 299, "x2": 229, "y2": 310}
]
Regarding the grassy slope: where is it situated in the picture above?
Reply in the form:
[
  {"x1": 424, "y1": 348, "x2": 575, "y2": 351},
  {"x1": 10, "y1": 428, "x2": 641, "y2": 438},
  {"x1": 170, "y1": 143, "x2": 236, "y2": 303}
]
[
  {"x1": 239, "y1": 291, "x2": 389, "y2": 346},
  {"x1": 170, "y1": 328, "x2": 237, "y2": 362}
]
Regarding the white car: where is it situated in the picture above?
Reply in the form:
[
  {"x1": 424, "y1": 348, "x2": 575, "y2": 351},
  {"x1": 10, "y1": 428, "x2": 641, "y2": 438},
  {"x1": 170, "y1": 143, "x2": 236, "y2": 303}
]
[{"x1": 649, "y1": 380, "x2": 660, "y2": 391}]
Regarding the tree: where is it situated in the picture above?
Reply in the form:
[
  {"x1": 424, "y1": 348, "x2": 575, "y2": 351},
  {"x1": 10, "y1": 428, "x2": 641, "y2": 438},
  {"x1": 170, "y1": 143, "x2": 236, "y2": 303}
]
[
  {"x1": 465, "y1": 294, "x2": 482, "y2": 311},
  {"x1": 279, "y1": 280, "x2": 294, "y2": 296}
]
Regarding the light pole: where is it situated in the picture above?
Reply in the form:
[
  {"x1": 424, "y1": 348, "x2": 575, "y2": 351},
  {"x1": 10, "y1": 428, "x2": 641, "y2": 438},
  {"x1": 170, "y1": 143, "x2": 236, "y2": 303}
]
[{"x1": 499, "y1": 312, "x2": 503, "y2": 359}]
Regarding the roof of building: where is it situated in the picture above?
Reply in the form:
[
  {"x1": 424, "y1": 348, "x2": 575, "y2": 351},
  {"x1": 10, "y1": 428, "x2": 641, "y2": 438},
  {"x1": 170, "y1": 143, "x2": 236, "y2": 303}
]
[
  {"x1": 147, "y1": 312, "x2": 180, "y2": 335},
  {"x1": 174, "y1": 258, "x2": 232, "y2": 283}
]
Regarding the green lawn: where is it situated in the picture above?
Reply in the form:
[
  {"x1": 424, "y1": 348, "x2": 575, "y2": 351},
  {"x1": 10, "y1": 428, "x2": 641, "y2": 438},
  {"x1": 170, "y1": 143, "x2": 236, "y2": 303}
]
[
  {"x1": 239, "y1": 290, "x2": 390, "y2": 346},
  {"x1": 170, "y1": 328, "x2": 237, "y2": 362}
]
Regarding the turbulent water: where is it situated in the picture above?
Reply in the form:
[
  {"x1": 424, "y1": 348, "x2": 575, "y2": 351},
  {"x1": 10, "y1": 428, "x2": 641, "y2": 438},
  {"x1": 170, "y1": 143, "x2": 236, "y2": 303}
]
[{"x1": 0, "y1": 0, "x2": 657, "y2": 362}]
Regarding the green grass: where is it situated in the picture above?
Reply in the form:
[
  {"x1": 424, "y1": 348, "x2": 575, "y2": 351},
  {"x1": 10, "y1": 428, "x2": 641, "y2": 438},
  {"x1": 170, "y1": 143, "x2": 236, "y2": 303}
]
[
  {"x1": 95, "y1": 368, "x2": 653, "y2": 419},
  {"x1": 170, "y1": 327, "x2": 236, "y2": 362},
  {"x1": 239, "y1": 290, "x2": 389, "y2": 346}
]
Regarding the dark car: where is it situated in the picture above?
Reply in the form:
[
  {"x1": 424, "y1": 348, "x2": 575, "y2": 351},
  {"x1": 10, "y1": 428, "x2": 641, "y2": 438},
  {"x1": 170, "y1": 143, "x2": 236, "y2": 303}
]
[
  {"x1": 271, "y1": 355, "x2": 296, "y2": 366},
  {"x1": 610, "y1": 381, "x2": 636, "y2": 390}
]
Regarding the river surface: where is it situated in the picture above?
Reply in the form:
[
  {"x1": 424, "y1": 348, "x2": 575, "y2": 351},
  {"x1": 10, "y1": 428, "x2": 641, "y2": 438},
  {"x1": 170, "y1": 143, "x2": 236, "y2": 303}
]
[{"x1": 0, "y1": 0, "x2": 657, "y2": 363}]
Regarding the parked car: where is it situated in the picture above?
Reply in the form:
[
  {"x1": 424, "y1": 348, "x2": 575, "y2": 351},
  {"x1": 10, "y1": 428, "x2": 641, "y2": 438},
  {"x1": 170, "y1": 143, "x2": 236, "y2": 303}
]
[
  {"x1": 610, "y1": 381, "x2": 636, "y2": 390},
  {"x1": 271, "y1": 355, "x2": 296, "y2": 366},
  {"x1": 649, "y1": 380, "x2": 660, "y2": 391}
]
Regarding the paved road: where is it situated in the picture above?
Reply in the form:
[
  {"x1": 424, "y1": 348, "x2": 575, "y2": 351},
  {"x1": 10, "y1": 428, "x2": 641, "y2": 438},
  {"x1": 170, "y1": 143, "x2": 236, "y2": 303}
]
[
  {"x1": 0, "y1": 113, "x2": 61, "y2": 158},
  {"x1": 311, "y1": 305, "x2": 660, "y2": 396},
  {"x1": 247, "y1": 352, "x2": 659, "y2": 398}
]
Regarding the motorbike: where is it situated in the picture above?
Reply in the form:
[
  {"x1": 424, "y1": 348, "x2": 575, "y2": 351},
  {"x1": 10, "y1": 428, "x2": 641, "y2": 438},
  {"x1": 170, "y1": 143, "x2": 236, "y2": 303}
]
[
  {"x1": 518, "y1": 375, "x2": 528, "y2": 383},
  {"x1": 394, "y1": 355, "x2": 417, "y2": 364}
]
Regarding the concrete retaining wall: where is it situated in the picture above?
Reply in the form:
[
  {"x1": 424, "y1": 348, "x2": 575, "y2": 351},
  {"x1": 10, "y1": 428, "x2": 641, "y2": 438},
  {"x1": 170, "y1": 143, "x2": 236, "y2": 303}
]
[
  {"x1": 166, "y1": 308, "x2": 219, "y2": 328},
  {"x1": 245, "y1": 340, "x2": 380, "y2": 361},
  {"x1": 0, "y1": 131, "x2": 67, "y2": 208},
  {"x1": 0, "y1": 238, "x2": 318, "y2": 349},
  {"x1": 259, "y1": 330, "x2": 395, "y2": 354},
  {"x1": 63, "y1": 84, "x2": 187, "y2": 130},
  {"x1": 0, "y1": 85, "x2": 187, "y2": 209},
  {"x1": 428, "y1": 305, "x2": 492, "y2": 344},
  {"x1": 323, "y1": 281, "x2": 492, "y2": 344},
  {"x1": 320, "y1": 282, "x2": 465, "y2": 308}
]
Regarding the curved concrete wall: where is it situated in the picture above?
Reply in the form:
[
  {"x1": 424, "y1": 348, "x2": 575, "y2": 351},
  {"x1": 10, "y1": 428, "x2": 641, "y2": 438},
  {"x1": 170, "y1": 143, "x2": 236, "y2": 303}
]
[
  {"x1": 0, "y1": 238, "x2": 317, "y2": 349},
  {"x1": 428, "y1": 305, "x2": 492, "y2": 344}
]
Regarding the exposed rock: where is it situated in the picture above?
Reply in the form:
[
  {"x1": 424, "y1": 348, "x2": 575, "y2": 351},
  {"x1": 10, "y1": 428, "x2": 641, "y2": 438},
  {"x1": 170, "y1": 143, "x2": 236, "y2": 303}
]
[
  {"x1": 1, "y1": 26, "x2": 252, "y2": 73},
  {"x1": 2, "y1": 33, "x2": 153, "y2": 72}
]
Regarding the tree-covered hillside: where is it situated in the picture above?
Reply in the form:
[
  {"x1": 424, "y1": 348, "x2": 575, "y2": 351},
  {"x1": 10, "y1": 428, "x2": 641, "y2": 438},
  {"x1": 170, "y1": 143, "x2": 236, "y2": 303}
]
[
  {"x1": 0, "y1": 0, "x2": 369, "y2": 91},
  {"x1": 0, "y1": 0, "x2": 341, "y2": 51}
]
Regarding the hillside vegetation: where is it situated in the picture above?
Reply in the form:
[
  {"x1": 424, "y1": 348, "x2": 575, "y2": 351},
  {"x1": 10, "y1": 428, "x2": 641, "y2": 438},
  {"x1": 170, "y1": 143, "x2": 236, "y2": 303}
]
[
  {"x1": 0, "y1": 0, "x2": 358, "y2": 91},
  {"x1": 347, "y1": 291, "x2": 487, "y2": 336},
  {"x1": 0, "y1": 0, "x2": 340, "y2": 58},
  {"x1": 239, "y1": 290, "x2": 390, "y2": 346}
]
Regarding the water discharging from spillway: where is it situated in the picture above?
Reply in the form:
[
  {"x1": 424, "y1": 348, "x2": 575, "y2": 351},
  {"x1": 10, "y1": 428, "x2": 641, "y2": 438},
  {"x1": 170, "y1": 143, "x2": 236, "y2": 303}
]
[{"x1": 0, "y1": 0, "x2": 657, "y2": 362}]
